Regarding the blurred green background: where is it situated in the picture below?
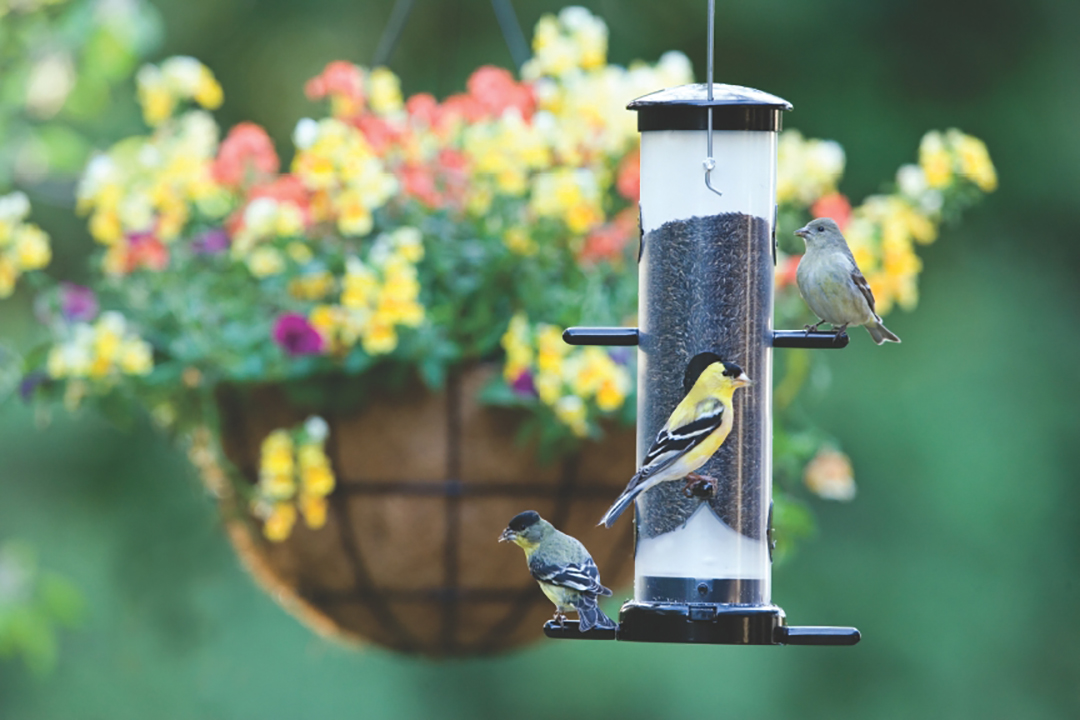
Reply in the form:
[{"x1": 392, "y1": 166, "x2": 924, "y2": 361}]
[{"x1": 3, "y1": 0, "x2": 1080, "y2": 717}]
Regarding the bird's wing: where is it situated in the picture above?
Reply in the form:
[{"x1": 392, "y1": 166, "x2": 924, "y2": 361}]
[
  {"x1": 850, "y1": 266, "x2": 878, "y2": 316},
  {"x1": 530, "y1": 556, "x2": 606, "y2": 595},
  {"x1": 636, "y1": 402, "x2": 726, "y2": 481}
]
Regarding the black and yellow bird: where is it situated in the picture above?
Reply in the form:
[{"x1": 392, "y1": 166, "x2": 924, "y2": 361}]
[
  {"x1": 599, "y1": 353, "x2": 752, "y2": 528},
  {"x1": 499, "y1": 510, "x2": 617, "y2": 632}
]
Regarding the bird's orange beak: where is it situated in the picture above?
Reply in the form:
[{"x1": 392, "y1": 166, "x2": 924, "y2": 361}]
[{"x1": 733, "y1": 372, "x2": 753, "y2": 388}]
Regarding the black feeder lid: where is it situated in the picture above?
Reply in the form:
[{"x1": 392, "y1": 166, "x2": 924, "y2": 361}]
[{"x1": 628, "y1": 83, "x2": 793, "y2": 132}]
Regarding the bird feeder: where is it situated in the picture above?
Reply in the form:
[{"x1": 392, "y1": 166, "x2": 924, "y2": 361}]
[{"x1": 554, "y1": 16, "x2": 859, "y2": 646}]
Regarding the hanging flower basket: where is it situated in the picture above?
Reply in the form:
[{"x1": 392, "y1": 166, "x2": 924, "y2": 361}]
[{"x1": 212, "y1": 365, "x2": 635, "y2": 654}]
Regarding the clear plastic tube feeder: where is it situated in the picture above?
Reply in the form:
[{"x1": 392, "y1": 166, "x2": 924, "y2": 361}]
[{"x1": 559, "y1": 83, "x2": 859, "y2": 646}]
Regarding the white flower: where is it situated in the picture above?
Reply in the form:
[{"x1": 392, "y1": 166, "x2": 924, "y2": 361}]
[
  {"x1": 161, "y1": 56, "x2": 204, "y2": 94},
  {"x1": 896, "y1": 164, "x2": 927, "y2": 198},
  {"x1": 243, "y1": 197, "x2": 279, "y2": 237},
  {"x1": 304, "y1": 416, "x2": 330, "y2": 443},
  {"x1": 293, "y1": 118, "x2": 319, "y2": 150},
  {"x1": 0, "y1": 192, "x2": 30, "y2": 223},
  {"x1": 26, "y1": 53, "x2": 76, "y2": 119}
]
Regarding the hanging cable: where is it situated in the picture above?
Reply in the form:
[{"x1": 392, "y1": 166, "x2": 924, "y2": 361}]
[
  {"x1": 373, "y1": 0, "x2": 418, "y2": 67},
  {"x1": 704, "y1": 0, "x2": 722, "y2": 197},
  {"x1": 373, "y1": 0, "x2": 529, "y2": 71}
]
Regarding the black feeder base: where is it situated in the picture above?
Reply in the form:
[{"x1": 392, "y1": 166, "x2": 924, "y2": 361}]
[{"x1": 544, "y1": 603, "x2": 859, "y2": 646}]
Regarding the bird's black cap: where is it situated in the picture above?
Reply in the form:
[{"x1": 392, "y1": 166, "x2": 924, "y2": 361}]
[
  {"x1": 722, "y1": 360, "x2": 746, "y2": 379},
  {"x1": 683, "y1": 352, "x2": 725, "y2": 394},
  {"x1": 508, "y1": 510, "x2": 541, "y2": 532}
]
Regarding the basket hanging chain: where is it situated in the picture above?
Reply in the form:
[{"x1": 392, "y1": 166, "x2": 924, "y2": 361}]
[
  {"x1": 704, "y1": 0, "x2": 723, "y2": 197},
  {"x1": 373, "y1": 0, "x2": 529, "y2": 70}
]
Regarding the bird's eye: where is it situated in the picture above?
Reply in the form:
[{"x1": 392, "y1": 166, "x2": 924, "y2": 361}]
[{"x1": 816, "y1": 226, "x2": 823, "y2": 233}]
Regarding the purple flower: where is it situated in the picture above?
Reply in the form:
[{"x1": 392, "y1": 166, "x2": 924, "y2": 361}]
[
  {"x1": 192, "y1": 228, "x2": 230, "y2": 255},
  {"x1": 510, "y1": 370, "x2": 537, "y2": 397},
  {"x1": 59, "y1": 283, "x2": 98, "y2": 323},
  {"x1": 609, "y1": 347, "x2": 632, "y2": 366},
  {"x1": 19, "y1": 372, "x2": 48, "y2": 403},
  {"x1": 273, "y1": 313, "x2": 324, "y2": 356}
]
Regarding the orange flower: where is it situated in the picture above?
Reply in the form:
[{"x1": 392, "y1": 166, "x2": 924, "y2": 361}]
[
  {"x1": 212, "y1": 122, "x2": 280, "y2": 188},
  {"x1": 810, "y1": 193, "x2": 852, "y2": 231}
]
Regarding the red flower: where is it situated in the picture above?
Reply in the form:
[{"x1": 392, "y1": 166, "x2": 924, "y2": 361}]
[
  {"x1": 580, "y1": 208, "x2": 637, "y2": 264},
  {"x1": 212, "y1": 123, "x2": 280, "y2": 188},
  {"x1": 227, "y1": 175, "x2": 311, "y2": 237},
  {"x1": 355, "y1": 114, "x2": 399, "y2": 154},
  {"x1": 466, "y1": 66, "x2": 535, "y2": 119},
  {"x1": 305, "y1": 61, "x2": 363, "y2": 101},
  {"x1": 810, "y1": 193, "x2": 852, "y2": 231},
  {"x1": 616, "y1": 147, "x2": 640, "y2": 202},
  {"x1": 125, "y1": 232, "x2": 169, "y2": 273},
  {"x1": 776, "y1": 253, "x2": 801, "y2": 289},
  {"x1": 405, "y1": 93, "x2": 439, "y2": 125},
  {"x1": 273, "y1": 314, "x2": 324, "y2": 356}
]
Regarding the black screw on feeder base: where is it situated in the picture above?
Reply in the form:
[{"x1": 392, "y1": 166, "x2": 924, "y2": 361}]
[{"x1": 542, "y1": 607, "x2": 860, "y2": 646}]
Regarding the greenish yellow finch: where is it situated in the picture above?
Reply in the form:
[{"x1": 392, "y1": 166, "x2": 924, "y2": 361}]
[
  {"x1": 499, "y1": 510, "x2": 617, "y2": 631},
  {"x1": 795, "y1": 217, "x2": 900, "y2": 345}
]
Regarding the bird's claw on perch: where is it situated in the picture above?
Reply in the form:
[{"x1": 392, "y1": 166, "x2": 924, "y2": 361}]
[
  {"x1": 552, "y1": 613, "x2": 568, "y2": 627},
  {"x1": 804, "y1": 321, "x2": 825, "y2": 335},
  {"x1": 682, "y1": 473, "x2": 718, "y2": 498}
]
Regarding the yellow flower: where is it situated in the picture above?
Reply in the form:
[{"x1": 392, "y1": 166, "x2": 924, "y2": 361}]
[
  {"x1": 0, "y1": 257, "x2": 16, "y2": 298},
  {"x1": 950, "y1": 130, "x2": 997, "y2": 193},
  {"x1": 263, "y1": 502, "x2": 297, "y2": 542},
  {"x1": 193, "y1": 71, "x2": 223, "y2": 110},
  {"x1": 247, "y1": 247, "x2": 285, "y2": 277},
  {"x1": 118, "y1": 340, "x2": 154, "y2": 375},
  {"x1": 262, "y1": 472, "x2": 296, "y2": 500},
  {"x1": 13, "y1": 225, "x2": 50, "y2": 270},
  {"x1": 369, "y1": 67, "x2": 403, "y2": 114},
  {"x1": 362, "y1": 321, "x2": 398, "y2": 355},
  {"x1": 260, "y1": 429, "x2": 294, "y2": 477},
  {"x1": 391, "y1": 227, "x2": 424, "y2": 262},
  {"x1": 919, "y1": 131, "x2": 953, "y2": 188},
  {"x1": 288, "y1": 271, "x2": 334, "y2": 301},
  {"x1": 536, "y1": 324, "x2": 568, "y2": 374},
  {"x1": 535, "y1": 369, "x2": 563, "y2": 405},
  {"x1": 504, "y1": 226, "x2": 537, "y2": 255},
  {"x1": 299, "y1": 494, "x2": 328, "y2": 529},
  {"x1": 554, "y1": 395, "x2": 588, "y2": 437},
  {"x1": 596, "y1": 374, "x2": 627, "y2": 412}
]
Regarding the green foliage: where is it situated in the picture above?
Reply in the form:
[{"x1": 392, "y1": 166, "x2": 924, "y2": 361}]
[{"x1": 0, "y1": 542, "x2": 82, "y2": 675}]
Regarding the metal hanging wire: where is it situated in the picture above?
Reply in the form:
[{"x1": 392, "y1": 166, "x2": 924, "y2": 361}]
[
  {"x1": 704, "y1": 0, "x2": 722, "y2": 197},
  {"x1": 373, "y1": 0, "x2": 530, "y2": 70}
]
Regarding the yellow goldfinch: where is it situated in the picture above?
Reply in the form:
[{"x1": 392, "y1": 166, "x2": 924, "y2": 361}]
[
  {"x1": 499, "y1": 510, "x2": 617, "y2": 632},
  {"x1": 795, "y1": 217, "x2": 900, "y2": 345},
  {"x1": 598, "y1": 353, "x2": 752, "y2": 528}
]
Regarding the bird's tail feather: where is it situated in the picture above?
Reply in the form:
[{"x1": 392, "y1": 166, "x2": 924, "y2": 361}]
[
  {"x1": 866, "y1": 319, "x2": 900, "y2": 345},
  {"x1": 598, "y1": 480, "x2": 643, "y2": 528},
  {"x1": 576, "y1": 597, "x2": 617, "y2": 632}
]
